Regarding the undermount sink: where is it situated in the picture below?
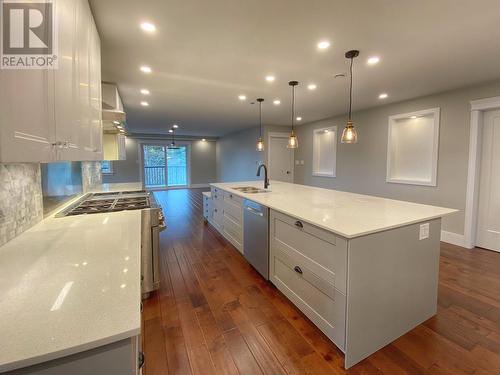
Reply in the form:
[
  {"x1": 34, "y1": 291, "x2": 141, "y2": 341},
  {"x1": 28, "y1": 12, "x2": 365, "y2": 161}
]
[{"x1": 231, "y1": 186, "x2": 269, "y2": 194}]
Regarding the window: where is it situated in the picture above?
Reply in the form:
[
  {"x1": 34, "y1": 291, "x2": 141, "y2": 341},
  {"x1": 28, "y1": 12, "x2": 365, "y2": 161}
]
[
  {"x1": 312, "y1": 126, "x2": 337, "y2": 177},
  {"x1": 142, "y1": 144, "x2": 188, "y2": 188},
  {"x1": 101, "y1": 161, "x2": 113, "y2": 174},
  {"x1": 386, "y1": 108, "x2": 440, "y2": 186}
]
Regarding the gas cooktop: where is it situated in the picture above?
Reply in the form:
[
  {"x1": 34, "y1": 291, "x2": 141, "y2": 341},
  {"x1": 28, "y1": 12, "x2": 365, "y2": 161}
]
[{"x1": 57, "y1": 190, "x2": 153, "y2": 217}]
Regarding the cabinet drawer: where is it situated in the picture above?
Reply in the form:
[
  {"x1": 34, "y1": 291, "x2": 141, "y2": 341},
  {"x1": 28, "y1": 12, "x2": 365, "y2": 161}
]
[
  {"x1": 213, "y1": 205, "x2": 223, "y2": 226},
  {"x1": 223, "y1": 199, "x2": 242, "y2": 224},
  {"x1": 270, "y1": 246, "x2": 346, "y2": 350},
  {"x1": 223, "y1": 190, "x2": 244, "y2": 205},
  {"x1": 223, "y1": 215, "x2": 242, "y2": 242},
  {"x1": 271, "y1": 210, "x2": 347, "y2": 293},
  {"x1": 211, "y1": 187, "x2": 222, "y2": 201}
]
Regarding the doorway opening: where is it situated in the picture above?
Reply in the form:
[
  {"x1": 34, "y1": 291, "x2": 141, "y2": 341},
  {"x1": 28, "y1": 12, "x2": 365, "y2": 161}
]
[{"x1": 267, "y1": 132, "x2": 294, "y2": 183}]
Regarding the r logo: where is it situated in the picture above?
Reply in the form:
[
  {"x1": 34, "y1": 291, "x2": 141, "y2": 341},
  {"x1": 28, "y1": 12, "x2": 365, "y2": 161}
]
[{"x1": 2, "y1": 1, "x2": 53, "y2": 54}]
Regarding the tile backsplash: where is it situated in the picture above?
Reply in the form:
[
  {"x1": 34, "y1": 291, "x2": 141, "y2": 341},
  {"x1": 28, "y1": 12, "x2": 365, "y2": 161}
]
[
  {"x1": 82, "y1": 161, "x2": 103, "y2": 193},
  {"x1": 0, "y1": 163, "x2": 43, "y2": 246}
]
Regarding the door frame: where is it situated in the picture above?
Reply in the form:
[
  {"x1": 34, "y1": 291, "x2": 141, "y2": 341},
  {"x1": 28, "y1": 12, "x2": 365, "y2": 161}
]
[
  {"x1": 267, "y1": 132, "x2": 295, "y2": 182},
  {"x1": 464, "y1": 95, "x2": 500, "y2": 249},
  {"x1": 138, "y1": 140, "x2": 191, "y2": 190}
]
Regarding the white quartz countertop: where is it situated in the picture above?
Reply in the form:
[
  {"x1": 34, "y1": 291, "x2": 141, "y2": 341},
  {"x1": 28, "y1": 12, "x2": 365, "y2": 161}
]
[
  {"x1": 210, "y1": 181, "x2": 457, "y2": 238},
  {"x1": 0, "y1": 184, "x2": 143, "y2": 372}
]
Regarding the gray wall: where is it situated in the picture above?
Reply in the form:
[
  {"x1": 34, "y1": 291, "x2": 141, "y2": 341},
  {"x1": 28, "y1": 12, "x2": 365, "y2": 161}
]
[
  {"x1": 294, "y1": 80, "x2": 500, "y2": 235},
  {"x1": 103, "y1": 137, "x2": 217, "y2": 186},
  {"x1": 216, "y1": 125, "x2": 291, "y2": 182}
]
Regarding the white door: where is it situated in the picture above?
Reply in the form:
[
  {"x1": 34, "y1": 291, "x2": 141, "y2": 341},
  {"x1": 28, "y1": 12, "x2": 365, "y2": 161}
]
[
  {"x1": 476, "y1": 109, "x2": 500, "y2": 252},
  {"x1": 268, "y1": 134, "x2": 294, "y2": 183}
]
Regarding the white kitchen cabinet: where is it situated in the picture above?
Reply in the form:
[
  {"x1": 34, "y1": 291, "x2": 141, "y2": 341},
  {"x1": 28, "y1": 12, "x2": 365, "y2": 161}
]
[
  {"x1": 270, "y1": 210, "x2": 347, "y2": 349},
  {"x1": 88, "y1": 14, "x2": 103, "y2": 158},
  {"x1": 0, "y1": 0, "x2": 102, "y2": 163},
  {"x1": 208, "y1": 187, "x2": 244, "y2": 253},
  {"x1": 0, "y1": 69, "x2": 56, "y2": 162},
  {"x1": 103, "y1": 134, "x2": 126, "y2": 160},
  {"x1": 53, "y1": 0, "x2": 79, "y2": 161},
  {"x1": 202, "y1": 191, "x2": 212, "y2": 221}
]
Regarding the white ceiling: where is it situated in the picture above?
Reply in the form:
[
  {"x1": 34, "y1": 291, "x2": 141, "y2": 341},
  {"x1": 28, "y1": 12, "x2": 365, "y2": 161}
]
[{"x1": 89, "y1": 0, "x2": 500, "y2": 137}]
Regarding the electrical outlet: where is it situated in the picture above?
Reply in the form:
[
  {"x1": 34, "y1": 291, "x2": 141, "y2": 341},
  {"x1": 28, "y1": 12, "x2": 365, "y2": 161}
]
[{"x1": 419, "y1": 223, "x2": 430, "y2": 240}]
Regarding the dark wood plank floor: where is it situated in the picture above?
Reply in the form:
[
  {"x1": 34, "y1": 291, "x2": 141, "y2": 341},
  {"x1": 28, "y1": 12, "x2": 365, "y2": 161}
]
[{"x1": 142, "y1": 188, "x2": 500, "y2": 375}]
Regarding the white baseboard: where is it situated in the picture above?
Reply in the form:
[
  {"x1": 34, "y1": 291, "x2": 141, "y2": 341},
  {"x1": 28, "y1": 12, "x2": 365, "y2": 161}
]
[
  {"x1": 190, "y1": 183, "x2": 210, "y2": 188},
  {"x1": 440, "y1": 230, "x2": 467, "y2": 248}
]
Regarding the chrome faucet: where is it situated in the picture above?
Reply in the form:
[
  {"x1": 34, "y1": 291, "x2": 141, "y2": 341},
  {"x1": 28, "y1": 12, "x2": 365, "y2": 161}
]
[{"x1": 256, "y1": 164, "x2": 269, "y2": 189}]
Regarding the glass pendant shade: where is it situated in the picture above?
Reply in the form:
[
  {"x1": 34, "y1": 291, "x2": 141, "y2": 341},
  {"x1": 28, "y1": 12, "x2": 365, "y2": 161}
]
[
  {"x1": 256, "y1": 137, "x2": 264, "y2": 152},
  {"x1": 287, "y1": 130, "x2": 298, "y2": 149},
  {"x1": 341, "y1": 121, "x2": 358, "y2": 144}
]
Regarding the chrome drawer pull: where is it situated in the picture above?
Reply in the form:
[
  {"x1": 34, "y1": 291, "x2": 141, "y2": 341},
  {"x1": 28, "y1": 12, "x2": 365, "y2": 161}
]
[
  {"x1": 294, "y1": 266, "x2": 303, "y2": 274},
  {"x1": 294, "y1": 220, "x2": 303, "y2": 228}
]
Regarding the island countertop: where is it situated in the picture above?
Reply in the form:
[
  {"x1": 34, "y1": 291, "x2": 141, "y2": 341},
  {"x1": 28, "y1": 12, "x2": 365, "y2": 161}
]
[
  {"x1": 210, "y1": 180, "x2": 457, "y2": 238},
  {"x1": 0, "y1": 184, "x2": 143, "y2": 373}
]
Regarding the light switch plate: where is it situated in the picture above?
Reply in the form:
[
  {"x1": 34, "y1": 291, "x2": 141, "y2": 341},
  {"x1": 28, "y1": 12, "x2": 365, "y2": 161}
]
[
  {"x1": 295, "y1": 160, "x2": 300, "y2": 165},
  {"x1": 300, "y1": 160, "x2": 304, "y2": 165},
  {"x1": 419, "y1": 223, "x2": 430, "y2": 240}
]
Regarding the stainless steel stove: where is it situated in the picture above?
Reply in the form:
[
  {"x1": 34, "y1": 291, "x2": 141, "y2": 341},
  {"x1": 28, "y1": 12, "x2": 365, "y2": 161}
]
[
  {"x1": 57, "y1": 190, "x2": 152, "y2": 216},
  {"x1": 56, "y1": 190, "x2": 165, "y2": 299}
]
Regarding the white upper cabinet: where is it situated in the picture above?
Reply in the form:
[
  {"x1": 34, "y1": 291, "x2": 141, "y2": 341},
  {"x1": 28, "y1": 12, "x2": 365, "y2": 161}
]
[
  {"x1": 0, "y1": 0, "x2": 102, "y2": 163},
  {"x1": 54, "y1": 0, "x2": 79, "y2": 161},
  {"x1": 89, "y1": 16, "x2": 103, "y2": 159}
]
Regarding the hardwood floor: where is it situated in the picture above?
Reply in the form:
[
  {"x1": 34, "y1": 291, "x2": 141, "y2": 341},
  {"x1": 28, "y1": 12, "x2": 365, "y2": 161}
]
[{"x1": 142, "y1": 188, "x2": 500, "y2": 374}]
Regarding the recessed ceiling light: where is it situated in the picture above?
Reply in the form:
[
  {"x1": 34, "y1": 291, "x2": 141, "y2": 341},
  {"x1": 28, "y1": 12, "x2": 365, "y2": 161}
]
[
  {"x1": 410, "y1": 115, "x2": 417, "y2": 119},
  {"x1": 201, "y1": 138, "x2": 206, "y2": 142},
  {"x1": 265, "y1": 75, "x2": 275, "y2": 82},
  {"x1": 172, "y1": 124, "x2": 179, "y2": 129},
  {"x1": 140, "y1": 101, "x2": 149, "y2": 106},
  {"x1": 273, "y1": 99, "x2": 281, "y2": 105},
  {"x1": 140, "y1": 66, "x2": 152, "y2": 73},
  {"x1": 296, "y1": 116, "x2": 302, "y2": 121},
  {"x1": 116, "y1": 125, "x2": 123, "y2": 129},
  {"x1": 317, "y1": 40, "x2": 330, "y2": 50},
  {"x1": 378, "y1": 93, "x2": 388, "y2": 99},
  {"x1": 113, "y1": 121, "x2": 120, "y2": 125},
  {"x1": 140, "y1": 22, "x2": 156, "y2": 33},
  {"x1": 140, "y1": 89, "x2": 150, "y2": 95},
  {"x1": 168, "y1": 129, "x2": 173, "y2": 133},
  {"x1": 367, "y1": 56, "x2": 380, "y2": 65},
  {"x1": 307, "y1": 84, "x2": 317, "y2": 90},
  {"x1": 238, "y1": 95, "x2": 247, "y2": 101}
]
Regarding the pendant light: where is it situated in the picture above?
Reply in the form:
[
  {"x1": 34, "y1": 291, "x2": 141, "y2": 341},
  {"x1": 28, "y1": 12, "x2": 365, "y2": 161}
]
[
  {"x1": 341, "y1": 50, "x2": 359, "y2": 144},
  {"x1": 168, "y1": 127, "x2": 180, "y2": 149},
  {"x1": 287, "y1": 81, "x2": 299, "y2": 149},
  {"x1": 256, "y1": 98, "x2": 265, "y2": 152}
]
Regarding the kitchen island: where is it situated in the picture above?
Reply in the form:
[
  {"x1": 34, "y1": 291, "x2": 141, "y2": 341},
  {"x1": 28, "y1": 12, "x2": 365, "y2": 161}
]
[{"x1": 208, "y1": 180, "x2": 457, "y2": 368}]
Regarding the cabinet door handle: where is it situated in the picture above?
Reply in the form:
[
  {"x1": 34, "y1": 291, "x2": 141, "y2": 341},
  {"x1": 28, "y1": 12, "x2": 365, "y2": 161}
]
[
  {"x1": 229, "y1": 194, "x2": 233, "y2": 198},
  {"x1": 214, "y1": 208, "x2": 218, "y2": 213},
  {"x1": 294, "y1": 220, "x2": 303, "y2": 228},
  {"x1": 294, "y1": 266, "x2": 303, "y2": 274}
]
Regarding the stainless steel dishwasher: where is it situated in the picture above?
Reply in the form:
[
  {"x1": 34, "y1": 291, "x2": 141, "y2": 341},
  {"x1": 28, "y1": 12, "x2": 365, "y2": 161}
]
[{"x1": 243, "y1": 199, "x2": 270, "y2": 279}]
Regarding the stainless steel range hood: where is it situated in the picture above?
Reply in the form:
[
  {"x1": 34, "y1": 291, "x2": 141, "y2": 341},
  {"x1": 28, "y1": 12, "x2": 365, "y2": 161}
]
[{"x1": 102, "y1": 83, "x2": 126, "y2": 123}]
